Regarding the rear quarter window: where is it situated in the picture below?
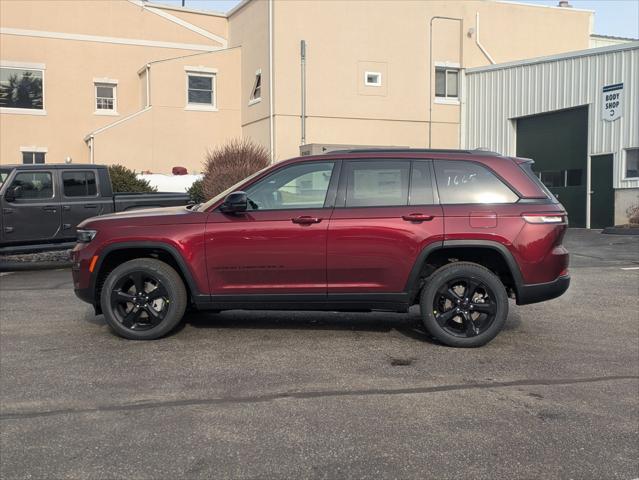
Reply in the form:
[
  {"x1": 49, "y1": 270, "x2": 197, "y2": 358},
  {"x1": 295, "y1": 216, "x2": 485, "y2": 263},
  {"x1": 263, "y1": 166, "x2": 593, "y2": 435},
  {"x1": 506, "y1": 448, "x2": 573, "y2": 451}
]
[{"x1": 434, "y1": 160, "x2": 519, "y2": 204}]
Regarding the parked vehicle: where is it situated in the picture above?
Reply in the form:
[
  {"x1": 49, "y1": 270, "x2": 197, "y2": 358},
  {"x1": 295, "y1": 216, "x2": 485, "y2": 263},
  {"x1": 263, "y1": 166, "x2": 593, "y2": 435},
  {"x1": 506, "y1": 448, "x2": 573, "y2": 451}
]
[
  {"x1": 72, "y1": 149, "x2": 570, "y2": 347},
  {"x1": 0, "y1": 164, "x2": 190, "y2": 254}
]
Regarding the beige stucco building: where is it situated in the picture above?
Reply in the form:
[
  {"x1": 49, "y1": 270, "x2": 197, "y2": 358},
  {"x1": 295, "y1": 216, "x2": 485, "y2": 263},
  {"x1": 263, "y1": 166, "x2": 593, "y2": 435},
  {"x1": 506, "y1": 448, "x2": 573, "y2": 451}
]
[{"x1": 0, "y1": 0, "x2": 599, "y2": 172}]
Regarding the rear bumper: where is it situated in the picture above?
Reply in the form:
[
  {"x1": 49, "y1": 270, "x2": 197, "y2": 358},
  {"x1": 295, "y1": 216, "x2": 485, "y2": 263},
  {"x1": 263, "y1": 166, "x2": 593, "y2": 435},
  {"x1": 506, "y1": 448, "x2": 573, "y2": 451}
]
[{"x1": 516, "y1": 275, "x2": 570, "y2": 305}]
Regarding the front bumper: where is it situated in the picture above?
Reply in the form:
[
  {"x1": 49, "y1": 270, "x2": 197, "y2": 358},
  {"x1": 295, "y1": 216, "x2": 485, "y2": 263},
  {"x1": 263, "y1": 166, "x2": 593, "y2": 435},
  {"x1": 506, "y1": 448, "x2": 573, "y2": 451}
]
[{"x1": 516, "y1": 274, "x2": 570, "y2": 305}]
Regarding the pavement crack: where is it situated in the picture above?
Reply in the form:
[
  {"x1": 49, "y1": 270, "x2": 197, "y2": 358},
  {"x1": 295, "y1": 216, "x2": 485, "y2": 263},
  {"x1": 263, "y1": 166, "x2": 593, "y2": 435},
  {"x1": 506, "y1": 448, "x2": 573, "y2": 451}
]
[{"x1": 1, "y1": 375, "x2": 637, "y2": 421}]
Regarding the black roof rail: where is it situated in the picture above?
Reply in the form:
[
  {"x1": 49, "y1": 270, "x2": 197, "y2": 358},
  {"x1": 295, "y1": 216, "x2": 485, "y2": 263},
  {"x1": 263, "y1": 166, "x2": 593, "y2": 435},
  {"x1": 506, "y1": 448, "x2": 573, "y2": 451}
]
[{"x1": 324, "y1": 148, "x2": 501, "y2": 156}]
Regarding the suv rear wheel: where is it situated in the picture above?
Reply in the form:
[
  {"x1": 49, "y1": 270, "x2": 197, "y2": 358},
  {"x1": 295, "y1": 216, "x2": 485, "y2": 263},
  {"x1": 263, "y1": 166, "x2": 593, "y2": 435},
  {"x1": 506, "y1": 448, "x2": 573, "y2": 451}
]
[
  {"x1": 100, "y1": 258, "x2": 187, "y2": 340},
  {"x1": 420, "y1": 262, "x2": 508, "y2": 347}
]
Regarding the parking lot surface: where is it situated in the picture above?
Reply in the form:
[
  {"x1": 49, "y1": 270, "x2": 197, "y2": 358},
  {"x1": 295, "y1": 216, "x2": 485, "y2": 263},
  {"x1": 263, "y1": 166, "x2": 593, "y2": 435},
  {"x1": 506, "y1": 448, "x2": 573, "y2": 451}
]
[{"x1": 1, "y1": 229, "x2": 638, "y2": 479}]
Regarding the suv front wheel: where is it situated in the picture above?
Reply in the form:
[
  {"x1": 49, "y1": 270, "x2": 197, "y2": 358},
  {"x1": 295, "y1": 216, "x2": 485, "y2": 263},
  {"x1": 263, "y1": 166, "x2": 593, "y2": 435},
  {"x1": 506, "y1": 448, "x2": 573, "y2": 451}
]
[
  {"x1": 420, "y1": 262, "x2": 508, "y2": 347},
  {"x1": 100, "y1": 258, "x2": 187, "y2": 340}
]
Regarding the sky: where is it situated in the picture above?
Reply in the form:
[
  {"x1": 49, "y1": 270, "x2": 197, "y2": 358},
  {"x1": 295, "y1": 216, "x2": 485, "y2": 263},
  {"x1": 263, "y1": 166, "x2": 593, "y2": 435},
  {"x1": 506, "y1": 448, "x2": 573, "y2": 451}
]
[{"x1": 154, "y1": 0, "x2": 639, "y2": 39}]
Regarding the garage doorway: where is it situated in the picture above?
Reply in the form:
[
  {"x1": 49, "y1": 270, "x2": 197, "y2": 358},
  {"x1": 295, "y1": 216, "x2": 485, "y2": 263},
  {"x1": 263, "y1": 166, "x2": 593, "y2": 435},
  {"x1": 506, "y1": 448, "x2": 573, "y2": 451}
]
[
  {"x1": 516, "y1": 107, "x2": 588, "y2": 227},
  {"x1": 590, "y1": 154, "x2": 615, "y2": 229}
]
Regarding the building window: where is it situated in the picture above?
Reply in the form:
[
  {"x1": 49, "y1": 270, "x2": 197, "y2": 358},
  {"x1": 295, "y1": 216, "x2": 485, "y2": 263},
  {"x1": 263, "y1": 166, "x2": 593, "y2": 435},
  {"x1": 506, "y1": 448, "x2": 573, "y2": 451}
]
[
  {"x1": 249, "y1": 69, "x2": 262, "y2": 104},
  {"x1": 0, "y1": 65, "x2": 44, "y2": 111},
  {"x1": 625, "y1": 148, "x2": 639, "y2": 179},
  {"x1": 364, "y1": 71, "x2": 382, "y2": 87},
  {"x1": 186, "y1": 72, "x2": 216, "y2": 110},
  {"x1": 95, "y1": 82, "x2": 117, "y2": 114},
  {"x1": 21, "y1": 151, "x2": 46, "y2": 164},
  {"x1": 435, "y1": 67, "x2": 459, "y2": 99}
]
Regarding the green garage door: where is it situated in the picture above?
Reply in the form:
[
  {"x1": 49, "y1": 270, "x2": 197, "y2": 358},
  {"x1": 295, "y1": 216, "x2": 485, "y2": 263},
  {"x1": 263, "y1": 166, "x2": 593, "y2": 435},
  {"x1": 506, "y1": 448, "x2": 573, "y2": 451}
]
[{"x1": 516, "y1": 107, "x2": 588, "y2": 227}]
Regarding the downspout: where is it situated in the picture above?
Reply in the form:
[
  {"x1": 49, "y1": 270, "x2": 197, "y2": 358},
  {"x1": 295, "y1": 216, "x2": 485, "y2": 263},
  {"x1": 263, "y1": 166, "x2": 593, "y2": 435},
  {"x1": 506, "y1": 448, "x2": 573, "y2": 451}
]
[
  {"x1": 89, "y1": 136, "x2": 95, "y2": 164},
  {"x1": 428, "y1": 16, "x2": 463, "y2": 148},
  {"x1": 268, "y1": 0, "x2": 275, "y2": 164},
  {"x1": 145, "y1": 63, "x2": 151, "y2": 107},
  {"x1": 300, "y1": 40, "x2": 306, "y2": 145},
  {"x1": 475, "y1": 12, "x2": 496, "y2": 65}
]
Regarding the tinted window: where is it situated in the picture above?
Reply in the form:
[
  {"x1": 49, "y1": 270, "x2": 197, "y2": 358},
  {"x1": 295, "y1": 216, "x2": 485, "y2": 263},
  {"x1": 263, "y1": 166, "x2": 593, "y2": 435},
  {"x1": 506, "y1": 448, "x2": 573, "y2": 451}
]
[
  {"x1": 409, "y1": 161, "x2": 434, "y2": 205},
  {"x1": 245, "y1": 162, "x2": 334, "y2": 210},
  {"x1": 344, "y1": 161, "x2": 410, "y2": 207},
  {"x1": 540, "y1": 171, "x2": 563, "y2": 188},
  {"x1": 10, "y1": 172, "x2": 53, "y2": 199},
  {"x1": 63, "y1": 171, "x2": 97, "y2": 197},
  {"x1": 435, "y1": 160, "x2": 518, "y2": 204}
]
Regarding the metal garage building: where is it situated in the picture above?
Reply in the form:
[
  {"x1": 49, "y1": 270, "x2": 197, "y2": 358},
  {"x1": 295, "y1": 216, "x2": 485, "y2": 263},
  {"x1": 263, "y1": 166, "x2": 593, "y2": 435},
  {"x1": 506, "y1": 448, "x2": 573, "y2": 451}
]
[{"x1": 463, "y1": 42, "x2": 639, "y2": 228}]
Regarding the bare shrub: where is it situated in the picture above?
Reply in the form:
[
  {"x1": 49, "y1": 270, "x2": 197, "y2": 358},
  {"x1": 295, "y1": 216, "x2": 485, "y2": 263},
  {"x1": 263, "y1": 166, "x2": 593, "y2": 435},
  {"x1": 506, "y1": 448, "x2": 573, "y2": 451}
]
[{"x1": 202, "y1": 139, "x2": 270, "y2": 199}]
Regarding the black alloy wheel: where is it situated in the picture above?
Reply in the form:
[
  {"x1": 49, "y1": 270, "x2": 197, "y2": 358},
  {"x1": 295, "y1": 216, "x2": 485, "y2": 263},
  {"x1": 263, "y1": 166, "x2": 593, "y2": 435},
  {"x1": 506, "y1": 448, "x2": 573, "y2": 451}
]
[
  {"x1": 100, "y1": 258, "x2": 187, "y2": 340},
  {"x1": 420, "y1": 262, "x2": 508, "y2": 347},
  {"x1": 110, "y1": 271, "x2": 170, "y2": 331}
]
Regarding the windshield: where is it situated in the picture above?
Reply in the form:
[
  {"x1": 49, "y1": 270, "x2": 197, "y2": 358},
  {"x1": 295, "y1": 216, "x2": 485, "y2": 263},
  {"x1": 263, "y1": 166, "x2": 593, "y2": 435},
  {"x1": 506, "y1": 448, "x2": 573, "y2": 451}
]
[
  {"x1": 196, "y1": 164, "x2": 272, "y2": 211},
  {"x1": 0, "y1": 168, "x2": 11, "y2": 187}
]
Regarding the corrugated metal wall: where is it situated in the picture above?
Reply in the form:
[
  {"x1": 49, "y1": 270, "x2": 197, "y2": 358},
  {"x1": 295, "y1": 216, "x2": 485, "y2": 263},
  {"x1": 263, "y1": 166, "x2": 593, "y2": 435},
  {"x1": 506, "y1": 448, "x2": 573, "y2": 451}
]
[{"x1": 463, "y1": 43, "x2": 638, "y2": 189}]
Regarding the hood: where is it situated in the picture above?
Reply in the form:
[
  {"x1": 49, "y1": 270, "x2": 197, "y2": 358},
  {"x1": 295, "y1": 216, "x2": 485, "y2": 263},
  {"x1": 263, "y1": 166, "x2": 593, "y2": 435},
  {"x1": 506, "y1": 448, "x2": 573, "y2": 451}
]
[{"x1": 78, "y1": 205, "x2": 205, "y2": 229}]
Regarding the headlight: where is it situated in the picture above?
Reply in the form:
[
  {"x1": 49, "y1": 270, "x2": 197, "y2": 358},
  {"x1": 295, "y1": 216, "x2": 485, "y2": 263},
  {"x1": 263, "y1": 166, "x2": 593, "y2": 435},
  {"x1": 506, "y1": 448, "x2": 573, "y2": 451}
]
[{"x1": 77, "y1": 229, "x2": 97, "y2": 243}]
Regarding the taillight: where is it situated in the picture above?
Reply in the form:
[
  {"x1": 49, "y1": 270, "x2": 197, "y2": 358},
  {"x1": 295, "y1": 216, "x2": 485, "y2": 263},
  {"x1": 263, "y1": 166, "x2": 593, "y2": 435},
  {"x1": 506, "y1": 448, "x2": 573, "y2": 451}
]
[{"x1": 522, "y1": 214, "x2": 566, "y2": 224}]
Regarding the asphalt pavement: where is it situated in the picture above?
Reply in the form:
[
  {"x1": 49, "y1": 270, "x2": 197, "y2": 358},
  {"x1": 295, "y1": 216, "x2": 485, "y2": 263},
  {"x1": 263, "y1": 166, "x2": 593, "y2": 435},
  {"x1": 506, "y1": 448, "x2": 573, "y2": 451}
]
[{"x1": 0, "y1": 229, "x2": 637, "y2": 479}]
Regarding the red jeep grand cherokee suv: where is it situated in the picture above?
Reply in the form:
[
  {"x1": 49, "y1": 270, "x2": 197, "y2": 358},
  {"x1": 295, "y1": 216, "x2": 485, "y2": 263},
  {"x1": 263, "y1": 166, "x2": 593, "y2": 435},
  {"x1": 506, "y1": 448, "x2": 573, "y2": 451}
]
[{"x1": 72, "y1": 149, "x2": 569, "y2": 347}]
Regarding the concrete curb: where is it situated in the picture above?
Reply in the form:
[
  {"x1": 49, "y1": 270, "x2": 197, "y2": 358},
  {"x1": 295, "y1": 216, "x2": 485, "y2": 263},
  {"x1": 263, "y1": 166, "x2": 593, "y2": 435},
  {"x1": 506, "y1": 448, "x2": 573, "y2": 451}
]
[
  {"x1": 602, "y1": 227, "x2": 639, "y2": 235},
  {"x1": 0, "y1": 261, "x2": 73, "y2": 273}
]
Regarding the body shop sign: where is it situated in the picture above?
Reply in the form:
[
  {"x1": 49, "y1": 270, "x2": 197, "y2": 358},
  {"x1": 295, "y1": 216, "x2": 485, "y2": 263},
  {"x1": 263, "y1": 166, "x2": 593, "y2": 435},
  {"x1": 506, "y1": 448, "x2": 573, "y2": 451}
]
[{"x1": 602, "y1": 83, "x2": 623, "y2": 121}]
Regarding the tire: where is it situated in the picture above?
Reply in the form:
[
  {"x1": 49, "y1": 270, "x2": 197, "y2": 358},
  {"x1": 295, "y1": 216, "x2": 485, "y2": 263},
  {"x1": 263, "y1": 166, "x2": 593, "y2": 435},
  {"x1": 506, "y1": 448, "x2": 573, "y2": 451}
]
[
  {"x1": 420, "y1": 262, "x2": 508, "y2": 348},
  {"x1": 100, "y1": 258, "x2": 187, "y2": 340}
]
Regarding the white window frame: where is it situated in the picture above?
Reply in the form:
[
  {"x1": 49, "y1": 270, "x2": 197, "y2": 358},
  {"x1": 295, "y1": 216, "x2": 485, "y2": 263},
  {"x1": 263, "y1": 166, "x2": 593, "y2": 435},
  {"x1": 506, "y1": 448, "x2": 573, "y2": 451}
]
[
  {"x1": 434, "y1": 62, "x2": 460, "y2": 105},
  {"x1": 184, "y1": 66, "x2": 217, "y2": 112},
  {"x1": 364, "y1": 71, "x2": 382, "y2": 87},
  {"x1": 93, "y1": 78, "x2": 118, "y2": 116},
  {"x1": 19, "y1": 146, "x2": 48, "y2": 164},
  {"x1": 0, "y1": 61, "x2": 46, "y2": 115},
  {"x1": 249, "y1": 68, "x2": 262, "y2": 105},
  {"x1": 623, "y1": 147, "x2": 639, "y2": 180}
]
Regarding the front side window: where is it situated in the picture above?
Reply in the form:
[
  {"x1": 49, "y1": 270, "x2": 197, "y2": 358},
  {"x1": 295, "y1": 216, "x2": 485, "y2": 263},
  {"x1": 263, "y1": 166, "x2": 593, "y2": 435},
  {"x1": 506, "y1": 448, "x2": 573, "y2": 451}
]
[
  {"x1": 625, "y1": 148, "x2": 639, "y2": 178},
  {"x1": 62, "y1": 171, "x2": 97, "y2": 197},
  {"x1": 187, "y1": 73, "x2": 215, "y2": 107},
  {"x1": 344, "y1": 161, "x2": 410, "y2": 207},
  {"x1": 9, "y1": 172, "x2": 53, "y2": 199},
  {"x1": 0, "y1": 67, "x2": 43, "y2": 110},
  {"x1": 435, "y1": 160, "x2": 518, "y2": 204},
  {"x1": 0, "y1": 168, "x2": 11, "y2": 186},
  {"x1": 245, "y1": 162, "x2": 334, "y2": 210},
  {"x1": 22, "y1": 151, "x2": 46, "y2": 164},
  {"x1": 435, "y1": 67, "x2": 459, "y2": 99},
  {"x1": 95, "y1": 83, "x2": 116, "y2": 112}
]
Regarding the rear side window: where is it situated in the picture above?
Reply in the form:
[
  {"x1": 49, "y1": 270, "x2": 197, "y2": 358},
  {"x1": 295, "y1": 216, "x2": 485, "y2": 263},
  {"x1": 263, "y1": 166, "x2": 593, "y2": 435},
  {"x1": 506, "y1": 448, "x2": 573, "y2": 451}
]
[
  {"x1": 344, "y1": 161, "x2": 410, "y2": 207},
  {"x1": 434, "y1": 160, "x2": 518, "y2": 204},
  {"x1": 519, "y1": 162, "x2": 558, "y2": 203},
  {"x1": 409, "y1": 161, "x2": 435, "y2": 205},
  {"x1": 62, "y1": 171, "x2": 97, "y2": 197},
  {"x1": 9, "y1": 172, "x2": 53, "y2": 199}
]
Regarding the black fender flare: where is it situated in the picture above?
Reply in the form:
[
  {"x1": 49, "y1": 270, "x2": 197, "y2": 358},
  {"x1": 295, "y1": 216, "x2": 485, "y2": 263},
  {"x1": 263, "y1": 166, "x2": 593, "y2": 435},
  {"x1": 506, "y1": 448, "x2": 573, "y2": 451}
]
[
  {"x1": 90, "y1": 241, "x2": 203, "y2": 306},
  {"x1": 404, "y1": 240, "x2": 524, "y2": 301}
]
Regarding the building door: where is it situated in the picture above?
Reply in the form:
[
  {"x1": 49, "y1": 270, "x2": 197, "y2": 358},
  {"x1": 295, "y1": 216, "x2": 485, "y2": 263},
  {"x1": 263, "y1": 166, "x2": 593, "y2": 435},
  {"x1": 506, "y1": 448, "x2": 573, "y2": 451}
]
[
  {"x1": 590, "y1": 154, "x2": 615, "y2": 229},
  {"x1": 516, "y1": 106, "x2": 588, "y2": 227}
]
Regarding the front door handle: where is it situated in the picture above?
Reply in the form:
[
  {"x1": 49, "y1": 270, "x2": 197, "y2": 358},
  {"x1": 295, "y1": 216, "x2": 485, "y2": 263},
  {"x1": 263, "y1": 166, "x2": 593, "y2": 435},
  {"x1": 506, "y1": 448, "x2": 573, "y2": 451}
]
[
  {"x1": 43, "y1": 206, "x2": 57, "y2": 213},
  {"x1": 84, "y1": 204, "x2": 97, "y2": 209},
  {"x1": 2, "y1": 207, "x2": 14, "y2": 214},
  {"x1": 292, "y1": 216, "x2": 322, "y2": 225},
  {"x1": 402, "y1": 213, "x2": 434, "y2": 222}
]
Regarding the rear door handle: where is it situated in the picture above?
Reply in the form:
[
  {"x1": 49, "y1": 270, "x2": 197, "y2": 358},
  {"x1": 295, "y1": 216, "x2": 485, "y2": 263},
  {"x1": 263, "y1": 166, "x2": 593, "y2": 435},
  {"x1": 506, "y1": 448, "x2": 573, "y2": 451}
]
[
  {"x1": 402, "y1": 213, "x2": 434, "y2": 222},
  {"x1": 84, "y1": 204, "x2": 97, "y2": 208},
  {"x1": 292, "y1": 216, "x2": 322, "y2": 225},
  {"x1": 43, "y1": 206, "x2": 57, "y2": 212}
]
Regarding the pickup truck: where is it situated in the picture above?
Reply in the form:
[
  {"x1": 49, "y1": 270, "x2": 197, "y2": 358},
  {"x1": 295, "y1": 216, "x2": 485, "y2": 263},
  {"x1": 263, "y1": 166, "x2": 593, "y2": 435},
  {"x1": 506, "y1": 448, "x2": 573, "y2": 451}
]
[{"x1": 0, "y1": 164, "x2": 190, "y2": 254}]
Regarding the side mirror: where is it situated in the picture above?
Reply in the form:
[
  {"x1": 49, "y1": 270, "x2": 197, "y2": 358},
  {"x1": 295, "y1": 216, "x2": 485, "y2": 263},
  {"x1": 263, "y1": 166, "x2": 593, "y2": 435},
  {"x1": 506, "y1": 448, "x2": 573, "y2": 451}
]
[
  {"x1": 4, "y1": 186, "x2": 20, "y2": 203},
  {"x1": 220, "y1": 191, "x2": 248, "y2": 214}
]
